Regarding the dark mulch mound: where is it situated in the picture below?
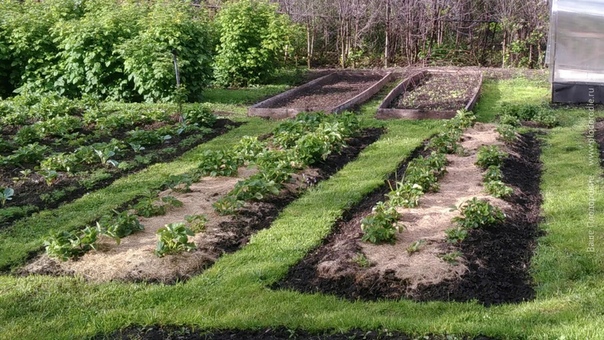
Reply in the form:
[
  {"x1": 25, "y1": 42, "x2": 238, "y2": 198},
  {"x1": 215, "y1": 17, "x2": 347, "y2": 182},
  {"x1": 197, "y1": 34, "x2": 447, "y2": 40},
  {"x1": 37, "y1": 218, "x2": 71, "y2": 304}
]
[
  {"x1": 0, "y1": 119, "x2": 240, "y2": 230},
  {"x1": 97, "y1": 325, "x2": 499, "y2": 340},
  {"x1": 273, "y1": 132, "x2": 544, "y2": 306},
  {"x1": 595, "y1": 118, "x2": 604, "y2": 167}
]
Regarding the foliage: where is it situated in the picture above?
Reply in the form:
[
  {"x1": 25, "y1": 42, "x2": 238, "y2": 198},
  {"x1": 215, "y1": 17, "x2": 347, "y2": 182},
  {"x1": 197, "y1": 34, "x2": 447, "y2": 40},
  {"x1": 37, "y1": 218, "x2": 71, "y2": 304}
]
[
  {"x1": 231, "y1": 176, "x2": 280, "y2": 201},
  {"x1": 0, "y1": 187, "x2": 14, "y2": 206},
  {"x1": 484, "y1": 180, "x2": 514, "y2": 198},
  {"x1": 445, "y1": 227, "x2": 468, "y2": 244},
  {"x1": 233, "y1": 136, "x2": 267, "y2": 163},
  {"x1": 500, "y1": 102, "x2": 558, "y2": 127},
  {"x1": 197, "y1": 150, "x2": 241, "y2": 177},
  {"x1": 406, "y1": 239, "x2": 425, "y2": 254},
  {"x1": 155, "y1": 222, "x2": 196, "y2": 257},
  {"x1": 213, "y1": 0, "x2": 293, "y2": 87},
  {"x1": 475, "y1": 145, "x2": 507, "y2": 169},
  {"x1": 97, "y1": 211, "x2": 143, "y2": 245},
  {"x1": 50, "y1": 1, "x2": 142, "y2": 100},
  {"x1": 452, "y1": 198, "x2": 505, "y2": 229},
  {"x1": 440, "y1": 250, "x2": 463, "y2": 264},
  {"x1": 387, "y1": 182, "x2": 423, "y2": 208},
  {"x1": 119, "y1": 2, "x2": 214, "y2": 102},
  {"x1": 361, "y1": 202, "x2": 401, "y2": 244},
  {"x1": 185, "y1": 214, "x2": 207, "y2": 233},
  {"x1": 496, "y1": 124, "x2": 518, "y2": 143},
  {"x1": 182, "y1": 105, "x2": 217, "y2": 127},
  {"x1": 212, "y1": 195, "x2": 244, "y2": 216},
  {"x1": 44, "y1": 227, "x2": 98, "y2": 261}
]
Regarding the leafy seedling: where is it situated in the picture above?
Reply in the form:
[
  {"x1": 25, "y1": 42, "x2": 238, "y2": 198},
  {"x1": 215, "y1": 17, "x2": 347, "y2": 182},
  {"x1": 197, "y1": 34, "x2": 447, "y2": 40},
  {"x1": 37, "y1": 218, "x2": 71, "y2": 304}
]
[{"x1": 155, "y1": 222, "x2": 196, "y2": 257}]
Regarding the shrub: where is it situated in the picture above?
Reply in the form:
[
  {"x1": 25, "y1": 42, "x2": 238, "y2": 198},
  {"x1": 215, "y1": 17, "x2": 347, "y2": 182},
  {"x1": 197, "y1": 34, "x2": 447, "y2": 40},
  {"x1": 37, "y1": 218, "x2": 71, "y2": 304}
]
[
  {"x1": 197, "y1": 150, "x2": 241, "y2": 177},
  {"x1": 213, "y1": 0, "x2": 294, "y2": 87},
  {"x1": 119, "y1": 2, "x2": 214, "y2": 102}
]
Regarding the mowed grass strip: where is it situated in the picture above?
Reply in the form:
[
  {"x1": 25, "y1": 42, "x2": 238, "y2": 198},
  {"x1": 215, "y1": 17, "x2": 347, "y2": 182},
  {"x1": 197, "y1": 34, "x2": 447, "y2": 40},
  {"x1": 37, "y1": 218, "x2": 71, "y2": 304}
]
[{"x1": 0, "y1": 118, "x2": 280, "y2": 271}]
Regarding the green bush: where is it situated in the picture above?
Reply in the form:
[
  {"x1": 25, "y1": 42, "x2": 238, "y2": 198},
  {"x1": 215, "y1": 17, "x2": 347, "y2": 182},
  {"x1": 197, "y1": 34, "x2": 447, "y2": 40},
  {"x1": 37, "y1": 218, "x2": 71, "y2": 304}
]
[
  {"x1": 120, "y1": 2, "x2": 214, "y2": 102},
  {"x1": 361, "y1": 202, "x2": 401, "y2": 244},
  {"x1": 213, "y1": 0, "x2": 294, "y2": 87},
  {"x1": 51, "y1": 1, "x2": 142, "y2": 100}
]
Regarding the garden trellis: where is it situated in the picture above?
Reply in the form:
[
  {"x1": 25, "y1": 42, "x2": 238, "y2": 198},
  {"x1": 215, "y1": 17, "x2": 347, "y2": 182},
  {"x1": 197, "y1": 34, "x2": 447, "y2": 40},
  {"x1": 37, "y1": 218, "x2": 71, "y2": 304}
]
[{"x1": 548, "y1": 0, "x2": 604, "y2": 103}]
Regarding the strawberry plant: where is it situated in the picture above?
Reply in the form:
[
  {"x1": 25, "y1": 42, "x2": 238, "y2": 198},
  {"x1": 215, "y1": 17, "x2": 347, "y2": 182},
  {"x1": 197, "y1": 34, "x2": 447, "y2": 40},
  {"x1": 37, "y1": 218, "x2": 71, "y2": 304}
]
[
  {"x1": 185, "y1": 214, "x2": 207, "y2": 233},
  {"x1": 233, "y1": 136, "x2": 267, "y2": 163},
  {"x1": 213, "y1": 195, "x2": 244, "y2": 215},
  {"x1": 197, "y1": 150, "x2": 241, "y2": 177},
  {"x1": 232, "y1": 176, "x2": 281, "y2": 201},
  {"x1": 387, "y1": 182, "x2": 423, "y2": 208},
  {"x1": 496, "y1": 124, "x2": 518, "y2": 143},
  {"x1": 406, "y1": 239, "x2": 425, "y2": 254},
  {"x1": 182, "y1": 106, "x2": 216, "y2": 127},
  {"x1": 445, "y1": 227, "x2": 468, "y2": 244},
  {"x1": 483, "y1": 165, "x2": 503, "y2": 182},
  {"x1": 97, "y1": 211, "x2": 144, "y2": 245},
  {"x1": 440, "y1": 251, "x2": 462, "y2": 264},
  {"x1": 0, "y1": 187, "x2": 14, "y2": 206},
  {"x1": 155, "y1": 222, "x2": 196, "y2": 257},
  {"x1": 453, "y1": 198, "x2": 505, "y2": 229},
  {"x1": 361, "y1": 202, "x2": 402, "y2": 244},
  {"x1": 475, "y1": 145, "x2": 507, "y2": 169},
  {"x1": 44, "y1": 226, "x2": 98, "y2": 261},
  {"x1": 484, "y1": 180, "x2": 513, "y2": 198}
]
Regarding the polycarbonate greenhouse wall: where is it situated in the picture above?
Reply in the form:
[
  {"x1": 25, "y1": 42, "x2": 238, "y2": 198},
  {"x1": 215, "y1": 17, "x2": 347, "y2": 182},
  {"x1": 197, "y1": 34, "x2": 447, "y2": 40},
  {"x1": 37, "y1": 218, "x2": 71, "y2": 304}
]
[{"x1": 549, "y1": 0, "x2": 604, "y2": 103}]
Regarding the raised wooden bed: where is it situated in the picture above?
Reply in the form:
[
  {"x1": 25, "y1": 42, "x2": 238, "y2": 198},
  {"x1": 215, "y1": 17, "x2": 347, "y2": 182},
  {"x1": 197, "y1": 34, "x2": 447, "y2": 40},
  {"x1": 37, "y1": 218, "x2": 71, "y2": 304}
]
[
  {"x1": 376, "y1": 69, "x2": 482, "y2": 120},
  {"x1": 249, "y1": 71, "x2": 393, "y2": 119}
]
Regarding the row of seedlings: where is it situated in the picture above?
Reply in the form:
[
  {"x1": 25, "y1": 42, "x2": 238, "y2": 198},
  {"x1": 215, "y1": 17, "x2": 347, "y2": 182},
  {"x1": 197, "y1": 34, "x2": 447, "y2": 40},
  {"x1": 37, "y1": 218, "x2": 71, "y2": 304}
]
[
  {"x1": 0, "y1": 94, "x2": 219, "y2": 227},
  {"x1": 360, "y1": 110, "x2": 476, "y2": 244}
]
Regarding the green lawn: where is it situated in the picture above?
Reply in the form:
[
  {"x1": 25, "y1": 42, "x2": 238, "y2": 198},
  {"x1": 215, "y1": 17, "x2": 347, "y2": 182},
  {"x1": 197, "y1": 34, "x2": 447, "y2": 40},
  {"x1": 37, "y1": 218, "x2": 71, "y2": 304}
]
[{"x1": 0, "y1": 71, "x2": 603, "y2": 339}]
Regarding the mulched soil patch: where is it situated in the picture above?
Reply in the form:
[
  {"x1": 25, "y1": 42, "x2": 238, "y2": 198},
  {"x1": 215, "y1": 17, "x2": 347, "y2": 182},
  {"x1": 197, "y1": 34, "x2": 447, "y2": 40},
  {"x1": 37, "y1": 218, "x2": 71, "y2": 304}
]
[
  {"x1": 97, "y1": 325, "x2": 499, "y2": 340},
  {"x1": 595, "y1": 118, "x2": 604, "y2": 168},
  {"x1": 273, "y1": 132, "x2": 544, "y2": 306},
  {"x1": 393, "y1": 72, "x2": 480, "y2": 111},
  {"x1": 0, "y1": 119, "x2": 239, "y2": 230},
  {"x1": 266, "y1": 73, "x2": 385, "y2": 111}
]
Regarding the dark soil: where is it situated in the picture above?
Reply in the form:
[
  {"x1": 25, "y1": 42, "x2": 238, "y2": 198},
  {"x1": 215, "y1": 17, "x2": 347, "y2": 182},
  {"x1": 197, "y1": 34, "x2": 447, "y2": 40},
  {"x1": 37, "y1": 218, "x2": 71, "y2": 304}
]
[
  {"x1": 273, "y1": 132, "x2": 544, "y2": 306},
  {"x1": 97, "y1": 325, "x2": 499, "y2": 340},
  {"x1": 0, "y1": 119, "x2": 239, "y2": 230},
  {"x1": 595, "y1": 118, "x2": 604, "y2": 168},
  {"x1": 267, "y1": 73, "x2": 385, "y2": 111},
  {"x1": 393, "y1": 72, "x2": 480, "y2": 111}
]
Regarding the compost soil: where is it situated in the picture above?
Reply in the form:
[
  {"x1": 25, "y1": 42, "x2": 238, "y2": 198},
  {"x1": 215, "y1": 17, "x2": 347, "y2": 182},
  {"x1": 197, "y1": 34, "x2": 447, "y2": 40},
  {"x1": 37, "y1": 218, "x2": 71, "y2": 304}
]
[
  {"x1": 267, "y1": 73, "x2": 385, "y2": 111},
  {"x1": 274, "y1": 132, "x2": 543, "y2": 306},
  {"x1": 393, "y1": 71, "x2": 481, "y2": 111},
  {"x1": 0, "y1": 118, "x2": 239, "y2": 230},
  {"x1": 97, "y1": 325, "x2": 498, "y2": 340},
  {"x1": 19, "y1": 128, "x2": 383, "y2": 283}
]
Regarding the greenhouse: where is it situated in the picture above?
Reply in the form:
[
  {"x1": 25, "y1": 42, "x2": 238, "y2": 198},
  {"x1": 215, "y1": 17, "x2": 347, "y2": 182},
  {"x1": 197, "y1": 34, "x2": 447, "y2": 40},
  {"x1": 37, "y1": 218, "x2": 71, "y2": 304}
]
[{"x1": 548, "y1": 0, "x2": 604, "y2": 103}]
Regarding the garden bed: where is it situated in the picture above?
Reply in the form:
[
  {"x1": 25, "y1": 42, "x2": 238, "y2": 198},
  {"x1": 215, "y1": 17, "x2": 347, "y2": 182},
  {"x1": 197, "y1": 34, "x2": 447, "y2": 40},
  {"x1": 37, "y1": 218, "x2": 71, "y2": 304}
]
[
  {"x1": 274, "y1": 126, "x2": 543, "y2": 306},
  {"x1": 0, "y1": 109, "x2": 235, "y2": 230},
  {"x1": 248, "y1": 71, "x2": 393, "y2": 119},
  {"x1": 20, "y1": 128, "x2": 384, "y2": 284},
  {"x1": 376, "y1": 70, "x2": 482, "y2": 120}
]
